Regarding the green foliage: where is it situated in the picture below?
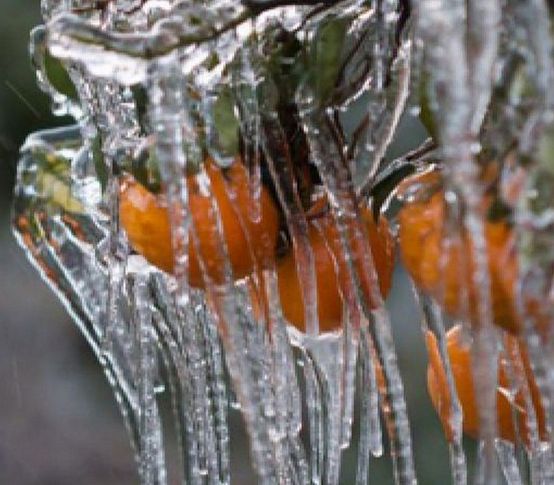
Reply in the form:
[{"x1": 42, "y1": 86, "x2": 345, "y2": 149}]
[
  {"x1": 213, "y1": 87, "x2": 241, "y2": 157},
  {"x1": 418, "y1": 72, "x2": 437, "y2": 140},
  {"x1": 43, "y1": 49, "x2": 79, "y2": 101},
  {"x1": 308, "y1": 17, "x2": 348, "y2": 107}
]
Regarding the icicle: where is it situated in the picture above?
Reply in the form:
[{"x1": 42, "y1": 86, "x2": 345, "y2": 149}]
[
  {"x1": 466, "y1": 0, "x2": 501, "y2": 135},
  {"x1": 466, "y1": 224, "x2": 500, "y2": 485},
  {"x1": 529, "y1": 443, "x2": 554, "y2": 485},
  {"x1": 413, "y1": 289, "x2": 467, "y2": 485},
  {"x1": 12, "y1": 129, "x2": 147, "y2": 477},
  {"x1": 183, "y1": 156, "x2": 284, "y2": 483},
  {"x1": 356, "y1": 324, "x2": 383, "y2": 485},
  {"x1": 364, "y1": 330, "x2": 383, "y2": 459},
  {"x1": 200, "y1": 299, "x2": 232, "y2": 485},
  {"x1": 304, "y1": 332, "x2": 346, "y2": 485},
  {"x1": 511, "y1": 0, "x2": 554, "y2": 463},
  {"x1": 341, "y1": 310, "x2": 359, "y2": 450},
  {"x1": 149, "y1": 292, "x2": 193, "y2": 483},
  {"x1": 495, "y1": 440, "x2": 523, "y2": 485},
  {"x1": 517, "y1": 314, "x2": 554, "y2": 481},
  {"x1": 297, "y1": 102, "x2": 415, "y2": 483},
  {"x1": 259, "y1": 110, "x2": 320, "y2": 337},
  {"x1": 359, "y1": 24, "x2": 412, "y2": 193},
  {"x1": 207, "y1": 58, "x2": 309, "y2": 480},
  {"x1": 148, "y1": 56, "x2": 213, "y2": 483},
  {"x1": 370, "y1": 309, "x2": 417, "y2": 485},
  {"x1": 299, "y1": 341, "x2": 325, "y2": 484},
  {"x1": 99, "y1": 173, "x2": 124, "y2": 355},
  {"x1": 150, "y1": 274, "x2": 231, "y2": 485},
  {"x1": 133, "y1": 274, "x2": 167, "y2": 485},
  {"x1": 262, "y1": 272, "x2": 309, "y2": 484},
  {"x1": 184, "y1": 300, "x2": 221, "y2": 481},
  {"x1": 415, "y1": 1, "x2": 501, "y2": 481},
  {"x1": 207, "y1": 284, "x2": 283, "y2": 483},
  {"x1": 233, "y1": 41, "x2": 263, "y2": 223},
  {"x1": 501, "y1": 334, "x2": 545, "y2": 484},
  {"x1": 222, "y1": 42, "x2": 308, "y2": 475}
]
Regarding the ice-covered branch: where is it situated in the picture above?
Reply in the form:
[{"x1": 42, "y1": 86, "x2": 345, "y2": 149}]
[{"x1": 47, "y1": 0, "x2": 346, "y2": 61}]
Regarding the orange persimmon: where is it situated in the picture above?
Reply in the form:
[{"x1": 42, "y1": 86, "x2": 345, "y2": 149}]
[
  {"x1": 276, "y1": 199, "x2": 394, "y2": 333},
  {"x1": 397, "y1": 169, "x2": 521, "y2": 333},
  {"x1": 427, "y1": 324, "x2": 547, "y2": 446},
  {"x1": 119, "y1": 158, "x2": 280, "y2": 287}
]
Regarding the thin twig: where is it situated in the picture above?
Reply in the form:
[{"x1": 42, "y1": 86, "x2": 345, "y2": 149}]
[
  {"x1": 49, "y1": 0, "x2": 346, "y2": 60},
  {"x1": 49, "y1": 9, "x2": 252, "y2": 60},
  {"x1": 244, "y1": 0, "x2": 336, "y2": 13},
  {"x1": 362, "y1": 137, "x2": 438, "y2": 196}
]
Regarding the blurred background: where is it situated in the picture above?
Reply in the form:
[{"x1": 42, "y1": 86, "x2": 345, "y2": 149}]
[{"x1": 0, "y1": 1, "x2": 462, "y2": 483}]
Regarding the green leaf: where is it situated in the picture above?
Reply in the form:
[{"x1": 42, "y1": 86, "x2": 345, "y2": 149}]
[
  {"x1": 132, "y1": 149, "x2": 162, "y2": 193},
  {"x1": 309, "y1": 18, "x2": 348, "y2": 106},
  {"x1": 418, "y1": 71, "x2": 438, "y2": 140},
  {"x1": 37, "y1": 171, "x2": 84, "y2": 214},
  {"x1": 212, "y1": 88, "x2": 240, "y2": 156},
  {"x1": 371, "y1": 163, "x2": 416, "y2": 219},
  {"x1": 28, "y1": 149, "x2": 84, "y2": 214},
  {"x1": 44, "y1": 50, "x2": 79, "y2": 101}
]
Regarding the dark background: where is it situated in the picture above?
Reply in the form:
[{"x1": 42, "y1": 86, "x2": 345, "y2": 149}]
[{"x1": 0, "y1": 2, "x2": 455, "y2": 483}]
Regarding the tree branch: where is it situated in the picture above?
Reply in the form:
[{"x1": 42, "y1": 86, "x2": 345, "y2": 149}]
[
  {"x1": 243, "y1": 0, "x2": 338, "y2": 14},
  {"x1": 48, "y1": 0, "x2": 345, "y2": 60}
]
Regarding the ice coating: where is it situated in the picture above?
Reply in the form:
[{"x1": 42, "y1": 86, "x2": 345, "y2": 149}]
[
  {"x1": 356, "y1": 325, "x2": 383, "y2": 485},
  {"x1": 12, "y1": 0, "x2": 554, "y2": 484},
  {"x1": 414, "y1": 289, "x2": 467, "y2": 485},
  {"x1": 495, "y1": 440, "x2": 523, "y2": 485}
]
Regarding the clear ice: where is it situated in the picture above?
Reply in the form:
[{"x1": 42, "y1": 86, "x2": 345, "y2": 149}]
[{"x1": 12, "y1": 0, "x2": 554, "y2": 484}]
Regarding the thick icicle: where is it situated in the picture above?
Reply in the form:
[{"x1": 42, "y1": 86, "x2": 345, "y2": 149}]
[
  {"x1": 414, "y1": 1, "x2": 502, "y2": 481},
  {"x1": 133, "y1": 274, "x2": 167, "y2": 485},
  {"x1": 512, "y1": 0, "x2": 554, "y2": 459},
  {"x1": 12, "y1": 129, "x2": 160, "y2": 482},
  {"x1": 303, "y1": 332, "x2": 346, "y2": 485}
]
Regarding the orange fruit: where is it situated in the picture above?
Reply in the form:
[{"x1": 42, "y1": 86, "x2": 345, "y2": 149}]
[
  {"x1": 119, "y1": 158, "x2": 280, "y2": 287},
  {"x1": 427, "y1": 324, "x2": 547, "y2": 446},
  {"x1": 397, "y1": 169, "x2": 521, "y2": 333},
  {"x1": 276, "y1": 198, "x2": 394, "y2": 333}
]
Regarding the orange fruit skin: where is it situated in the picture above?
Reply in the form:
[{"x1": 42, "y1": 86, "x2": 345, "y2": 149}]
[
  {"x1": 276, "y1": 204, "x2": 394, "y2": 333},
  {"x1": 119, "y1": 177, "x2": 174, "y2": 274},
  {"x1": 119, "y1": 160, "x2": 280, "y2": 287},
  {"x1": 397, "y1": 171, "x2": 520, "y2": 333},
  {"x1": 427, "y1": 325, "x2": 547, "y2": 447}
]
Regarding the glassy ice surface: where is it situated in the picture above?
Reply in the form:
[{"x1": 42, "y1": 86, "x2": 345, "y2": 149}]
[{"x1": 12, "y1": 0, "x2": 554, "y2": 484}]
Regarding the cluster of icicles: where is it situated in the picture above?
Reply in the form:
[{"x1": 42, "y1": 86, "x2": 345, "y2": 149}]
[{"x1": 12, "y1": 0, "x2": 554, "y2": 484}]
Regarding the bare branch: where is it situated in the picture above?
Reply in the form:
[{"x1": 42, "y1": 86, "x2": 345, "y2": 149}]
[
  {"x1": 363, "y1": 137, "x2": 438, "y2": 197},
  {"x1": 243, "y1": 0, "x2": 337, "y2": 13}
]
